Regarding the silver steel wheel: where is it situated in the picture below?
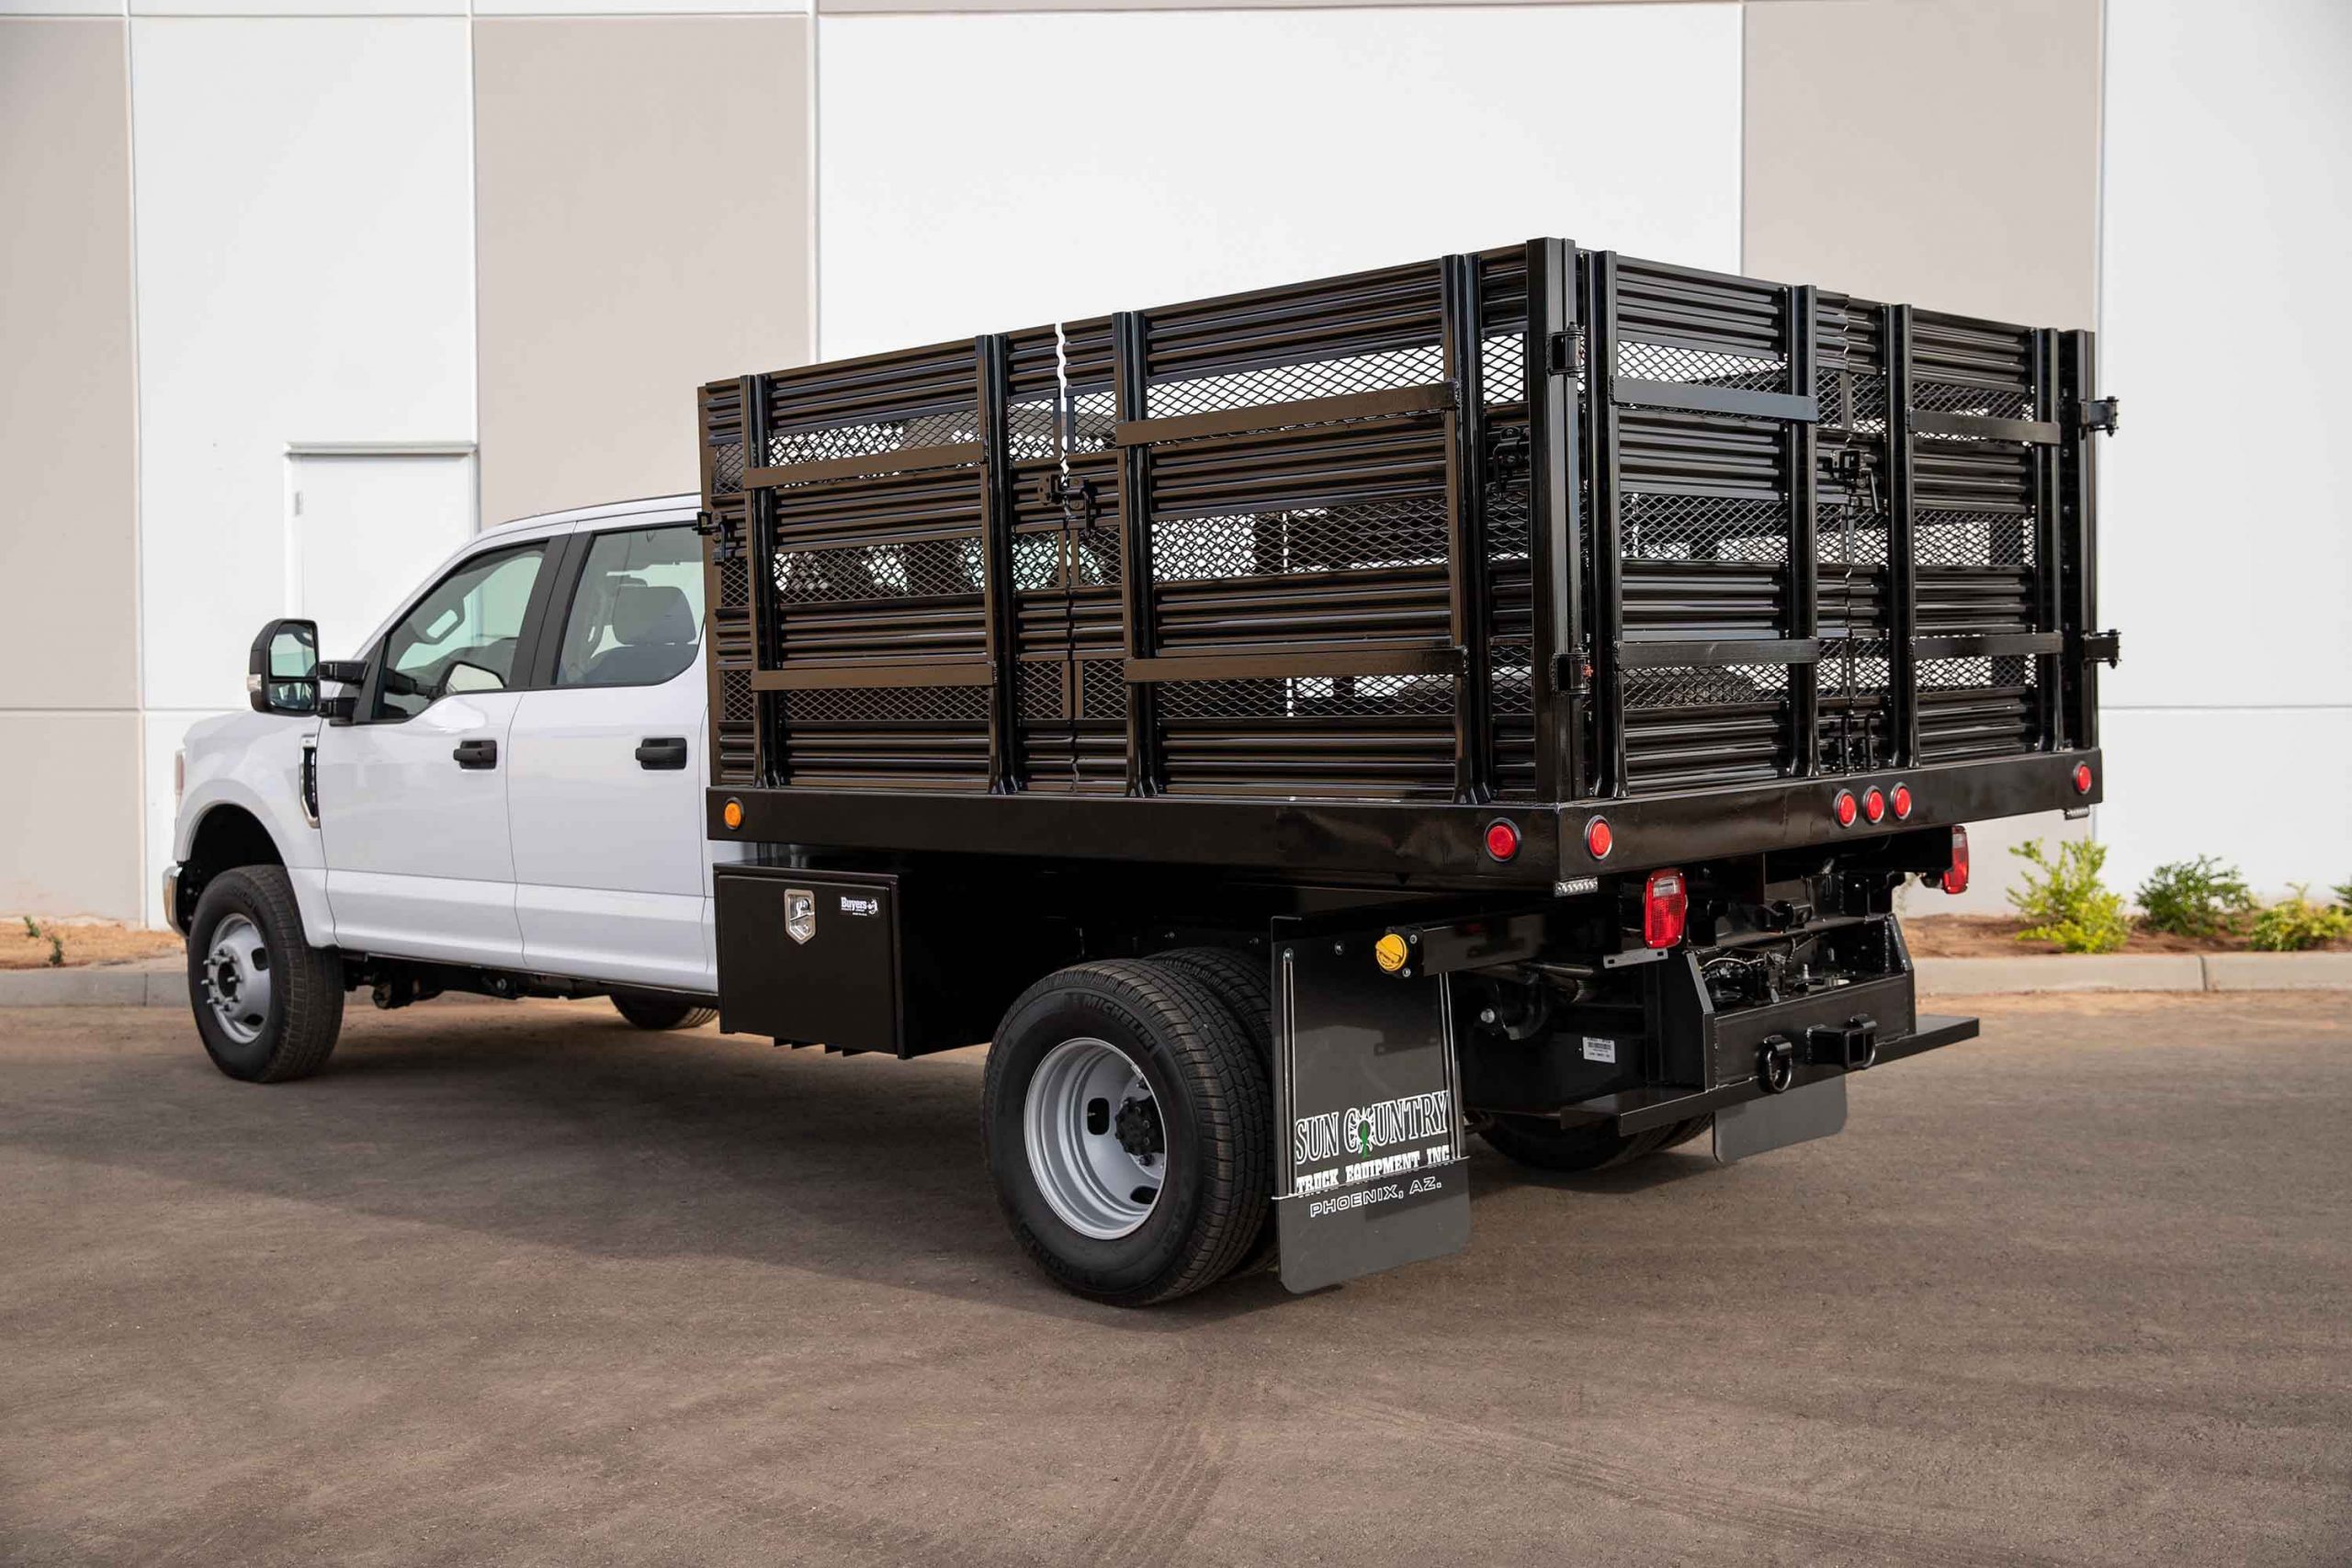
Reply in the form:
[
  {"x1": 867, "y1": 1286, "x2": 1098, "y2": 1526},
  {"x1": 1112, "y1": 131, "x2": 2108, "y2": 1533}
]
[
  {"x1": 200, "y1": 912, "x2": 273, "y2": 1045},
  {"x1": 1023, "y1": 1036, "x2": 1165, "y2": 1240}
]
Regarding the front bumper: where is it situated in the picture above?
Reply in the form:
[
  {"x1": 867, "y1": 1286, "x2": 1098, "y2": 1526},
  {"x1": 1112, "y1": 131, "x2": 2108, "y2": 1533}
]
[{"x1": 162, "y1": 863, "x2": 187, "y2": 937}]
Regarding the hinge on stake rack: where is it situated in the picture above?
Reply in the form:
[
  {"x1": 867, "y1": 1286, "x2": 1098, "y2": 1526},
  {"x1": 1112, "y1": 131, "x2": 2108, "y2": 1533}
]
[
  {"x1": 693, "y1": 509, "x2": 725, "y2": 538},
  {"x1": 2075, "y1": 397, "x2": 2121, "y2": 436},
  {"x1": 1545, "y1": 331, "x2": 1577, "y2": 376},
  {"x1": 2079, "y1": 630, "x2": 2121, "y2": 667}
]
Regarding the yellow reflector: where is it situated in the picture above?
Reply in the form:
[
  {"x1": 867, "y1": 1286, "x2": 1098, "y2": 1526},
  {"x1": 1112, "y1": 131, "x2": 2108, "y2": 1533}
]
[
  {"x1": 1374, "y1": 932, "x2": 1409, "y2": 973},
  {"x1": 721, "y1": 798, "x2": 744, "y2": 830}
]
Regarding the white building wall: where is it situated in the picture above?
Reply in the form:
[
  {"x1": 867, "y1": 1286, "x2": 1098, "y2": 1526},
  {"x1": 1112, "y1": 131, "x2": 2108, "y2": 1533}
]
[
  {"x1": 817, "y1": 4, "x2": 1742, "y2": 356},
  {"x1": 2098, "y1": 0, "x2": 2352, "y2": 897},
  {"x1": 130, "y1": 16, "x2": 478, "y2": 919}
]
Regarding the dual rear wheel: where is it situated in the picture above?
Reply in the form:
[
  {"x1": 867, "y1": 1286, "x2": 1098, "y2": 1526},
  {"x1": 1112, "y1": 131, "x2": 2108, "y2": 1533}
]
[{"x1": 981, "y1": 955, "x2": 1272, "y2": 1307}]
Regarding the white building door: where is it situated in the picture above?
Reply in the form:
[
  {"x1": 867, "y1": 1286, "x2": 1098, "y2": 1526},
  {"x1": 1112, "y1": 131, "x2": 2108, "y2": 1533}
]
[{"x1": 287, "y1": 448, "x2": 475, "y2": 663}]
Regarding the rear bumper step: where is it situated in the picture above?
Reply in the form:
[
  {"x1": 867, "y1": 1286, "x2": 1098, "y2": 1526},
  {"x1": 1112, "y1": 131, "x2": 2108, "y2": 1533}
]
[{"x1": 1542, "y1": 1012, "x2": 1978, "y2": 1136}]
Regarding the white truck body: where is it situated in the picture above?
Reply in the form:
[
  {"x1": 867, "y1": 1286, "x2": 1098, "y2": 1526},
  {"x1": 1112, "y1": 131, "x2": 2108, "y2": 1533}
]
[{"x1": 167, "y1": 493, "x2": 727, "y2": 997}]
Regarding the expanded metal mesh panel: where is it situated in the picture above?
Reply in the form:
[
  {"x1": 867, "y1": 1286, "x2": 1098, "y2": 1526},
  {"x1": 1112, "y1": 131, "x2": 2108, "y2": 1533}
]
[
  {"x1": 1616, "y1": 338, "x2": 1787, "y2": 392},
  {"x1": 1816, "y1": 502, "x2": 1891, "y2": 567},
  {"x1": 1481, "y1": 333, "x2": 1527, "y2": 406},
  {"x1": 1621, "y1": 492, "x2": 1789, "y2": 564},
  {"x1": 1147, "y1": 344, "x2": 1445, "y2": 422},
  {"x1": 772, "y1": 536, "x2": 982, "y2": 604},
  {"x1": 1623, "y1": 663, "x2": 1789, "y2": 710},
  {"x1": 780, "y1": 683, "x2": 989, "y2": 724},
  {"x1": 1488, "y1": 642, "x2": 1533, "y2": 717},
  {"x1": 767, "y1": 409, "x2": 976, "y2": 470},
  {"x1": 1916, "y1": 510, "x2": 2036, "y2": 570},
  {"x1": 713, "y1": 441, "x2": 745, "y2": 494},
  {"x1": 1912, "y1": 379, "x2": 2031, "y2": 421},
  {"x1": 1153, "y1": 671, "x2": 1453, "y2": 720},
  {"x1": 1151, "y1": 497, "x2": 1448, "y2": 583},
  {"x1": 1820, "y1": 372, "x2": 1889, "y2": 433}
]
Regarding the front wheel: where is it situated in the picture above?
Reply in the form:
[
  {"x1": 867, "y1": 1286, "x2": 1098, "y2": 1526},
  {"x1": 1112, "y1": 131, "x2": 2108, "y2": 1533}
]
[
  {"x1": 982, "y1": 959, "x2": 1270, "y2": 1306},
  {"x1": 186, "y1": 866, "x2": 345, "y2": 1083}
]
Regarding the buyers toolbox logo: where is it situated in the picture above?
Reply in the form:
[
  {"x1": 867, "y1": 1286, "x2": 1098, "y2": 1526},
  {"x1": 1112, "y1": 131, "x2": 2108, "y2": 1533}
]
[{"x1": 785, "y1": 888, "x2": 816, "y2": 944}]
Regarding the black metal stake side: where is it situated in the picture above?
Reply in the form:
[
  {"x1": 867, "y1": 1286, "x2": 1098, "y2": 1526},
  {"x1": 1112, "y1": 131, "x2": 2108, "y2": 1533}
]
[
  {"x1": 1523, "y1": 238, "x2": 1583, "y2": 804},
  {"x1": 1883, "y1": 305, "x2": 1920, "y2": 768},
  {"x1": 1582, "y1": 251, "x2": 1627, "y2": 796},
  {"x1": 1441, "y1": 254, "x2": 1494, "y2": 805},
  {"x1": 1786, "y1": 285, "x2": 1821, "y2": 778},
  {"x1": 695, "y1": 383, "x2": 729, "y2": 781},
  {"x1": 2031, "y1": 329, "x2": 2066, "y2": 753},
  {"x1": 1112, "y1": 311, "x2": 1163, "y2": 795},
  {"x1": 974, "y1": 334, "x2": 1023, "y2": 794},
  {"x1": 741, "y1": 372, "x2": 779, "y2": 786},
  {"x1": 2059, "y1": 329, "x2": 2101, "y2": 750}
]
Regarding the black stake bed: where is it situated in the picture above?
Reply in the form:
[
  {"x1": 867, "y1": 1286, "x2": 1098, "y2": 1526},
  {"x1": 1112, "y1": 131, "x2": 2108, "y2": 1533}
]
[{"x1": 696, "y1": 238, "x2": 2112, "y2": 887}]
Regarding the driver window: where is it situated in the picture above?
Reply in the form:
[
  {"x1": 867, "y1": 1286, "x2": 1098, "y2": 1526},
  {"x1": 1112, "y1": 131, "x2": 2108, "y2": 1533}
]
[{"x1": 373, "y1": 544, "x2": 547, "y2": 720}]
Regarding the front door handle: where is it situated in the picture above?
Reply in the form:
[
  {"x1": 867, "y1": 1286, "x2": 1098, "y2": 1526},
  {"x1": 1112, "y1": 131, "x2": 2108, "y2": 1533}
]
[
  {"x1": 453, "y1": 738, "x2": 499, "y2": 770},
  {"x1": 635, "y1": 736, "x2": 689, "y2": 770}
]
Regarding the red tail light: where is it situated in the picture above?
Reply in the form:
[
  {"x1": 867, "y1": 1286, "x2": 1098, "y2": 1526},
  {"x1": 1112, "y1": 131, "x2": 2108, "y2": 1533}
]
[
  {"x1": 1484, "y1": 818, "x2": 1521, "y2": 862},
  {"x1": 2073, "y1": 761, "x2": 2095, "y2": 795},
  {"x1": 1891, "y1": 783, "x2": 1914, "y2": 819},
  {"x1": 1863, "y1": 786, "x2": 1887, "y2": 824},
  {"x1": 1585, "y1": 816, "x2": 1613, "y2": 860},
  {"x1": 1643, "y1": 869, "x2": 1688, "y2": 949},
  {"x1": 1940, "y1": 826, "x2": 1971, "y2": 895},
  {"x1": 1833, "y1": 789, "x2": 1858, "y2": 829}
]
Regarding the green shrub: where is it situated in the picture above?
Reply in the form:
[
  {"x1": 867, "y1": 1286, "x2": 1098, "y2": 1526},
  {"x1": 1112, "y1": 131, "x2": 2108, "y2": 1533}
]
[
  {"x1": 2136, "y1": 855, "x2": 2255, "y2": 940},
  {"x1": 2246, "y1": 886, "x2": 2352, "y2": 953},
  {"x1": 2008, "y1": 839, "x2": 2132, "y2": 953}
]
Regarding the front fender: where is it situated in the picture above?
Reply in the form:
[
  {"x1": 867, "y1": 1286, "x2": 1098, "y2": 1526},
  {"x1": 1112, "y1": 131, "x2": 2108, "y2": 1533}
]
[{"x1": 175, "y1": 716, "x2": 334, "y2": 948}]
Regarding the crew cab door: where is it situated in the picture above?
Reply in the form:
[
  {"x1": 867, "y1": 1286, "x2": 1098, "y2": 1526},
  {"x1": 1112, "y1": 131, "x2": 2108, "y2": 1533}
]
[
  {"x1": 505, "y1": 520, "x2": 714, "y2": 992},
  {"x1": 314, "y1": 538, "x2": 559, "y2": 964}
]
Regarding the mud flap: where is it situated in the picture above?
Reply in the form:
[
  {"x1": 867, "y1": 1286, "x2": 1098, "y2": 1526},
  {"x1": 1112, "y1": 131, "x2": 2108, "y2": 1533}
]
[
  {"x1": 1712, "y1": 1075, "x2": 1847, "y2": 1164},
  {"x1": 1272, "y1": 935, "x2": 1472, "y2": 1293}
]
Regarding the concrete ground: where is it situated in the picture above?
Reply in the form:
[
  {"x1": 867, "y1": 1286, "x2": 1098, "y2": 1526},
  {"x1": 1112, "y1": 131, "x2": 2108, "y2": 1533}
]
[{"x1": 2, "y1": 993, "x2": 2346, "y2": 1567}]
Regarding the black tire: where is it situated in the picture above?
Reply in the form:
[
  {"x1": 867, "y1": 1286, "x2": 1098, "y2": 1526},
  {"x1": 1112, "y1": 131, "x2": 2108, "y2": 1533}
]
[
  {"x1": 186, "y1": 865, "x2": 344, "y2": 1084},
  {"x1": 982, "y1": 959, "x2": 1272, "y2": 1305},
  {"x1": 1655, "y1": 1115, "x2": 1713, "y2": 1153},
  {"x1": 1151, "y1": 944, "x2": 1277, "y2": 1272},
  {"x1": 1477, "y1": 1114, "x2": 1668, "y2": 1173},
  {"x1": 612, "y1": 996, "x2": 718, "y2": 1031},
  {"x1": 1150, "y1": 946, "x2": 1271, "y2": 1055}
]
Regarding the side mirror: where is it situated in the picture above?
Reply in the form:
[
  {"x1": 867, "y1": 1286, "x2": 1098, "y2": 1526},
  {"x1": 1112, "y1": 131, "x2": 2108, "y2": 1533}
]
[{"x1": 247, "y1": 619, "x2": 319, "y2": 716}]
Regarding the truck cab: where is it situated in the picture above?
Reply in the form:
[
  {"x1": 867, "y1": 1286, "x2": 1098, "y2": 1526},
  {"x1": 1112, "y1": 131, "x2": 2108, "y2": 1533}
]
[{"x1": 166, "y1": 494, "x2": 727, "y2": 1056}]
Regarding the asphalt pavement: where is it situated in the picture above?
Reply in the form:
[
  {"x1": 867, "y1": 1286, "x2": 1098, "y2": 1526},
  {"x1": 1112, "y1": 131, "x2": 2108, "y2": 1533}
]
[{"x1": 2, "y1": 989, "x2": 2346, "y2": 1566}]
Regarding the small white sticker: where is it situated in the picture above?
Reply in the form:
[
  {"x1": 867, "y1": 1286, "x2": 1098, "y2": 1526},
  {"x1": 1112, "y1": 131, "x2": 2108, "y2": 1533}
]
[{"x1": 1581, "y1": 1036, "x2": 1617, "y2": 1065}]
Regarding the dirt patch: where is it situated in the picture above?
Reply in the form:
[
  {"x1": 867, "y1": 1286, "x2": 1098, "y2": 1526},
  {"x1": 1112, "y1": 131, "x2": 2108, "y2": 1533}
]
[
  {"x1": 3, "y1": 920, "x2": 184, "y2": 972},
  {"x1": 1902, "y1": 912, "x2": 2349, "y2": 957}
]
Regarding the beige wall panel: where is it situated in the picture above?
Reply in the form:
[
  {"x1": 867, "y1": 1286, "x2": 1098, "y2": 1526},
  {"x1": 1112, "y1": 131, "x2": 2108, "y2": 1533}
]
[
  {"x1": 0, "y1": 715, "x2": 142, "y2": 920},
  {"x1": 0, "y1": 20, "x2": 138, "y2": 712},
  {"x1": 475, "y1": 17, "x2": 811, "y2": 527},
  {"x1": 1743, "y1": 0, "x2": 2100, "y2": 327}
]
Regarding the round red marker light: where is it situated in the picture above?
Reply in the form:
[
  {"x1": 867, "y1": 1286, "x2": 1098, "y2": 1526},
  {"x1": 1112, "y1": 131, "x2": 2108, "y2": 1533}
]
[
  {"x1": 1484, "y1": 818, "x2": 1521, "y2": 863},
  {"x1": 1863, "y1": 786, "x2": 1887, "y2": 824},
  {"x1": 1585, "y1": 816, "x2": 1613, "y2": 860},
  {"x1": 1833, "y1": 790, "x2": 1858, "y2": 829},
  {"x1": 2073, "y1": 761, "x2": 2095, "y2": 795},
  {"x1": 1891, "y1": 783, "x2": 1914, "y2": 820}
]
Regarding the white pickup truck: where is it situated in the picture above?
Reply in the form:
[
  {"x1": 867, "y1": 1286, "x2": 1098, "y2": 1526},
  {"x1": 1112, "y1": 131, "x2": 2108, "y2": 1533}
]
[{"x1": 166, "y1": 494, "x2": 729, "y2": 1081}]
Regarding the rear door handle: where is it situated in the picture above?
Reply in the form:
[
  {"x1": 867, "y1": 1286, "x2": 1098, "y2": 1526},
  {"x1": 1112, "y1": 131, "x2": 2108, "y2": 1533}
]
[
  {"x1": 453, "y1": 738, "x2": 499, "y2": 770},
  {"x1": 636, "y1": 736, "x2": 689, "y2": 770}
]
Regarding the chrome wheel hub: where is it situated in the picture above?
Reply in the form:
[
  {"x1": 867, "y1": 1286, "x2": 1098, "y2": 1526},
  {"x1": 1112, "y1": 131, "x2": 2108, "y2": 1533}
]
[
  {"x1": 1023, "y1": 1036, "x2": 1165, "y2": 1239},
  {"x1": 201, "y1": 913, "x2": 272, "y2": 1044}
]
